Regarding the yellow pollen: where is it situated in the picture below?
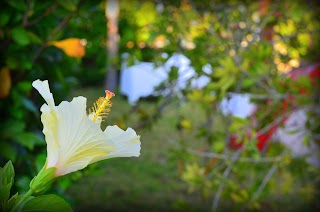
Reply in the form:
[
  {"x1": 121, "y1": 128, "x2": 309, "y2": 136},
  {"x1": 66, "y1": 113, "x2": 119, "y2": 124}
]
[{"x1": 89, "y1": 90, "x2": 115, "y2": 122}]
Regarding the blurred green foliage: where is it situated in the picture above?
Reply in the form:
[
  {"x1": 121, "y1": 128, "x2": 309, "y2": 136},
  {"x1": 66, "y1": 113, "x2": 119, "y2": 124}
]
[
  {"x1": 115, "y1": 0, "x2": 320, "y2": 210},
  {"x1": 0, "y1": 0, "x2": 108, "y2": 195},
  {"x1": 0, "y1": 0, "x2": 320, "y2": 210}
]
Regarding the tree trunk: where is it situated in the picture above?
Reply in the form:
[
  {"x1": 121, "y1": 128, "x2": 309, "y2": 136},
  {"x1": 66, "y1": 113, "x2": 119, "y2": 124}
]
[{"x1": 105, "y1": 0, "x2": 119, "y2": 91}]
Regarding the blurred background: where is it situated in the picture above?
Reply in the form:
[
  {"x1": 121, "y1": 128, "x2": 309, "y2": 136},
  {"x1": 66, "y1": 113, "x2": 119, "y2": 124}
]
[{"x1": 0, "y1": 0, "x2": 320, "y2": 211}]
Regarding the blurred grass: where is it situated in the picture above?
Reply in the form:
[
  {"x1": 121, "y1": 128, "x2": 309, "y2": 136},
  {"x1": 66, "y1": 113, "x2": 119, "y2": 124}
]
[
  {"x1": 65, "y1": 87, "x2": 208, "y2": 211},
  {"x1": 64, "y1": 87, "x2": 320, "y2": 211}
]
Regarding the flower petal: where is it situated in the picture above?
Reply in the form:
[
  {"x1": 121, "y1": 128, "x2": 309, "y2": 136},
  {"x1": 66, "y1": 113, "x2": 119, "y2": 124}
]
[
  {"x1": 33, "y1": 79, "x2": 140, "y2": 177},
  {"x1": 33, "y1": 80, "x2": 115, "y2": 176},
  {"x1": 32, "y1": 80, "x2": 59, "y2": 169},
  {"x1": 40, "y1": 104, "x2": 59, "y2": 168},
  {"x1": 51, "y1": 97, "x2": 115, "y2": 176},
  {"x1": 32, "y1": 79, "x2": 55, "y2": 110},
  {"x1": 95, "y1": 125, "x2": 141, "y2": 161}
]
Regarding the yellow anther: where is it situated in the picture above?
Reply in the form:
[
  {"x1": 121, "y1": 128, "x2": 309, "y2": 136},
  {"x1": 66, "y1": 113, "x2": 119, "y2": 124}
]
[{"x1": 89, "y1": 90, "x2": 115, "y2": 122}]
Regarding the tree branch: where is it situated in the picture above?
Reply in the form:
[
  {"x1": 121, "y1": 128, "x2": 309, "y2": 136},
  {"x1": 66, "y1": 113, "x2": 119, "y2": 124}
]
[
  {"x1": 133, "y1": 84, "x2": 176, "y2": 129},
  {"x1": 251, "y1": 162, "x2": 278, "y2": 200},
  {"x1": 27, "y1": 3, "x2": 58, "y2": 26},
  {"x1": 212, "y1": 149, "x2": 243, "y2": 211},
  {"x1": 185, "y1": 149, "x2": 283, "y2": 163},
  {"x1": 228, "y1": 92, "x2": 309, "y2": 100},
  {"x1": 22, "y1": 0, "x2": 31, "y2": 27},
  {"x1": 32, "y1": 5, "x2": 79, "y2": 63}
]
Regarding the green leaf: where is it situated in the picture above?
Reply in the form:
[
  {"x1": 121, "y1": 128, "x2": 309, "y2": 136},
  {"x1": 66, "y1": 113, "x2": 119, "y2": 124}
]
[
  {"x1": 229, "y1": 117, "x2": 249, "y2": 133},
  {"x1": 220, "y1": 76, "x2": 235, "y2": 94},
  {"x1": 57, "y1": 178, "x2": 73, "y2": 191},
  {"x1": 5, "y1": 57, "x2": 19, "y2": 69},
  {"x1": 30, "y1": 168, "x2": 56, "y2": 194},
  {"x1": 302, "y1": 134, "x2": 310, "y2": 146},
  {"x1": 22, "y1": 98, "x2": 39, "y2": 116},
  {"x1": 212, "y1": 141, "x2": 225, "y2": 152},
  {"x1": 17, "y1": 81, "x2": 32, "y2": 92},
  {"x1": 57, "y1": 0, "x2": 79, "y2": 11},
  {"x1": 11, "y1": 27, "x2": 30, "y2": 46},
  {"x1": 13, "y1": 132, "x2": 44, "y2": 150},
  {"x1": 0, "y1": 161, "x2": 15, "y2": 202},
  {"x1": 168, "y1": 66, "x2": 179, "y2": 82},
  {"x1": 20, "y1": 56, "x2": 33, "y2": 70},
  {"x1": 7, "y1": 0, "x2": 27, "y2": 11},
  {"x1": 1, "y1": 120, "x2": 25, "y2": 136},
  {"x1": 16, "y1": 176, "x2": 31, "y2": 193},
  {"x1": 22, "y1": 194, "x2": 72, "y2": 212},
  {"x1": 0, "y1": 183, "x2": 12, "y2": 203},
  {"x1": 1, "y1": 161, "x2": 15, "y2": 186},
  {"x1": 26, "y1": 31, "x2": 42, "y2": 44},
  {"x1": 242, "y1": 77, "x2": 258, "y2": 88},
  {"x1": 0, "y1": 143, "x2": 17, "y2": 162},
  {"x1": 0, "y1": 12, "x2": 10, "y2": 26},
  {"x1": 6, "y1": 192, "x2": 19, "y2": 211},
  {"x1": 10, "y1": 194, "x2": 34, "y2": 212}
]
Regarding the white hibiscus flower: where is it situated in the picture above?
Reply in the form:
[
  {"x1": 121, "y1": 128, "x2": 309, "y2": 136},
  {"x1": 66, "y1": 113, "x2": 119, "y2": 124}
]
[{"x1": 32, "y1": 79, "x2": 141, "y2": 177}]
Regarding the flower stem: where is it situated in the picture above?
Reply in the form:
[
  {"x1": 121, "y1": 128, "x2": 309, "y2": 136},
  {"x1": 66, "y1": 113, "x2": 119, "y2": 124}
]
[{"x1": 10, "y1": 189, "x2": 33, "y2": 212}]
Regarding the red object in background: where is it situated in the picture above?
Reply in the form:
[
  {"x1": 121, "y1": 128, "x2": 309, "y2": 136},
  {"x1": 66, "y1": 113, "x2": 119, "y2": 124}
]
[
  {"x1": 289, "y1": 63, "x2": 320, "y2": 81},
  {"x1": 229, "y1": 63, "x2": 320, "y2": 152},
  {"x1": 229, "y1": 115, "x2": 286, "y2": 152},
  {"x1": 229, "y1": 125, "x2": 278, "y2": 152},
  {"x1": 256, "y1": 125, "x2": 278, "y2": 151}
]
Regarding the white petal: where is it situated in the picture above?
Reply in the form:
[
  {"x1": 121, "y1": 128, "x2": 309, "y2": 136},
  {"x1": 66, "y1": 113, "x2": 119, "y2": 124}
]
[
  {"x1": 50, "y1": 97, "x2": 115, "y2": 176},
  {"x1": 32, "y1": 79, "x2": 59, "y2": 169},
  {"x1": 34, "y1": 79, "x2": 140, "y2": 177},
  {"x1": 95, "y1": 125, "x2": 141, "y2": 161},
  {"x1": 32, "y1": 79, "x2": 55, "y2": 110},
  {"x1": 40, "y1": 104, "x2": 59, "y2": 168}
]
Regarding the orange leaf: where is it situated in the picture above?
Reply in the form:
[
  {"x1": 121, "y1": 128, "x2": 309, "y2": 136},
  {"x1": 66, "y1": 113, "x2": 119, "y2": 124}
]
[
  {"x1": 51, "y1": 38, "x2": 86, "y2": 58},
  {"x1": 0, "y1": 67, "x2": 11, "y2": 98}
]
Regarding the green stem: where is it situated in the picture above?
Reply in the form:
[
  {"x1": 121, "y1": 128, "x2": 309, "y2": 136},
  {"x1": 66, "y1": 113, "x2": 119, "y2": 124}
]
[{"x1": 10, "y1": 189, "x2": 33, "y2": 212}]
